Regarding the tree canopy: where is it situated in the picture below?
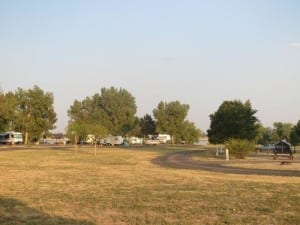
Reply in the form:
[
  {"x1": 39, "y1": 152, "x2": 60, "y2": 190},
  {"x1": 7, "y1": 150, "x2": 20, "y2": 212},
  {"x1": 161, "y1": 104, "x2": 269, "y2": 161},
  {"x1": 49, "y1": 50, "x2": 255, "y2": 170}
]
[
  {"x1": 290, "y1": 120, "x2": 300, "y2": 147},
  {"x1": 207, "y1": 100, "x2": 259, "y2": 144},
  {"x1": 273, "y1": 122, "x2": 293, "y2": 141},
  {"x1": 0, "y1": 86, "x2": 57, "y2": 144},
  {"x1": 67, "y1": 87, "x2": 137, "y2": 140},
  {"x1": 256, "y1": 122, "x2": 295, "y2": 145},
  {"x1": 153, "y1": 100, "x2": 200, "y2": 143},
  {"x1": 15, "y1": 86, "x2": 57, "y2": 143},
  {"x1": 140, "y1": 114, "x2": 156, "y2": 137},
  {"x1": 0, "y1": 90, "x2": 17, "y2": 132},
  {"x1": 179, "y1": 121, "x2": 201, "y2": 144}
]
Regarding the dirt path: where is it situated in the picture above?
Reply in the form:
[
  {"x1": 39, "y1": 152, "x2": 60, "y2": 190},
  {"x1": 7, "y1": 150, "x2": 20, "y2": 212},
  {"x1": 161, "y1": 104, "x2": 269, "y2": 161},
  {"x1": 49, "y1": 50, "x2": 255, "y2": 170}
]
[{"x1": 152, "y1": 150, "x2": 300, "y2": 177}]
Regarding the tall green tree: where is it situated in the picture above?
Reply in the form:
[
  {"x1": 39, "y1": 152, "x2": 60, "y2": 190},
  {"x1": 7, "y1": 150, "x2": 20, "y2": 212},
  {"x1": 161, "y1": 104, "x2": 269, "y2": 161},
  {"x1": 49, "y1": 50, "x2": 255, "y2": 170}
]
[
  {"x1": 256, "y1": 125, "x2": 279, "y2": 145},
  {"x1": 99, "y1": 87, "x2": 137, "y2": 135},
  {"x1": 14, "y1": 86, "x2": 57, "y2": 144},
  {"x1": 0, "y1": 90, "x2": 18, "y2": 132},
  {"x1": 140, "y1": 114, "x2": 156, "y2": 137},
  {"x1": 290, "y1": 120, "x2": 300, "y2": 149},
  {"x1": 179, "y1": 121, "x2": 201, "y2": 144},
  {"x1": 207, "y1": 100, "x2": 259, "y2": 144},
  {"x1": 153, "y1": 101, "x2": 200, "y2": 143},
  {"x1": 273, "y1": 122, "x2": 293, "y2": 141},
  {"x1": 255, "y1": 123, "x2": 265, "y2": 144},
  {"x1": 126, "y1": 117, "x2": 141, "y2": 137},
  {"x1": 67, "y1": 87, "x2": 137, "y2": 139}
]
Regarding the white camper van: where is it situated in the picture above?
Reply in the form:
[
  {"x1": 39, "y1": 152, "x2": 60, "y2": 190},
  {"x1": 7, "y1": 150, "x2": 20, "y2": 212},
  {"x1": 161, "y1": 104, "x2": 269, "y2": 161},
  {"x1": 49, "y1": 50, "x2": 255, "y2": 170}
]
[{"x1": 0, "y1": 131, "x2": 23, "y2": 144}]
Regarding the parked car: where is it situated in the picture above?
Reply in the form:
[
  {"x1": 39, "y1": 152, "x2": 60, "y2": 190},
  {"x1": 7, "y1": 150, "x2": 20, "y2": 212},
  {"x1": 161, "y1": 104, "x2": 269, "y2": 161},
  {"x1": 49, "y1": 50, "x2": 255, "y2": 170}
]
[
  {"x1": 145, "y1": 139, "x2": 160, "y2": 145},
  {"x1": 257, "y1": 144, "x2": 275, "y2": 152}
]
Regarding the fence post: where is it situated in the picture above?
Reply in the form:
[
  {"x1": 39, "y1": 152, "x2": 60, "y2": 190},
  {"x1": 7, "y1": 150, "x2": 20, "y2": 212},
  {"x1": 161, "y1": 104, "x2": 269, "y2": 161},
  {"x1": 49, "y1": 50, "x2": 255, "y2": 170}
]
[{"x1": 226, "y1": 148, "x2": 229, "y2": 160}]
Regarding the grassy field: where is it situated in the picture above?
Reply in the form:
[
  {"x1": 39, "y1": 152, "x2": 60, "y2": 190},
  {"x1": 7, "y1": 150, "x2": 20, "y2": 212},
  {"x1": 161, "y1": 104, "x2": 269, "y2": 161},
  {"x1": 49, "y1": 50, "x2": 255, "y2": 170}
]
[{"x1": 0, "y1": 145, "x2": 299, "y2": 225}]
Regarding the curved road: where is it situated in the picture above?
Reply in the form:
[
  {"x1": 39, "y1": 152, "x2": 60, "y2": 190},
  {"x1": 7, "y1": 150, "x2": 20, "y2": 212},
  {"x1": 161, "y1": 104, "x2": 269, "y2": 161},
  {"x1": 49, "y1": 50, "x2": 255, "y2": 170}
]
[{"x1": 152, "y1": 150, "x2": 300, "y2": 177}]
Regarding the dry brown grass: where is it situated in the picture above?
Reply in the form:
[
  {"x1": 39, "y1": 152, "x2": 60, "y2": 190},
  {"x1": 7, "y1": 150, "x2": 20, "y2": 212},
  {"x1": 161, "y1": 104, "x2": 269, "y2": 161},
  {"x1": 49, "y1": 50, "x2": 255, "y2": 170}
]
[
  {"x1": 224, "y1": 162, "x2": 300, "y2": 171},
  {"x1": 0, "y1": 146, "x2": 299, "y2": 225}
]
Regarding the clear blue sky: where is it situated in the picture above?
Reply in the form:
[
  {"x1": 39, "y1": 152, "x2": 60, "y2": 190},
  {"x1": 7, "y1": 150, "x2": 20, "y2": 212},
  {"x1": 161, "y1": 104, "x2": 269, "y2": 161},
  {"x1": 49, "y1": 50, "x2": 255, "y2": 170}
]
[{"x1": 1, "y1": 0, "x2": 299, "y2": 133}]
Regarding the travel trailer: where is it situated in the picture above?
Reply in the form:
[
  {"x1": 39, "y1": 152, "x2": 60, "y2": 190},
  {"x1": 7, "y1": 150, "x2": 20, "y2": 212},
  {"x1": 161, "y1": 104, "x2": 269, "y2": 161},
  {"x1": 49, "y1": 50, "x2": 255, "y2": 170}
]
[
  {"x1": 0, "y1": 131, "x2": 23, "y2": 144},
  {"x1": 100, "y1": 135, "x2": 124, "y2": 146}
]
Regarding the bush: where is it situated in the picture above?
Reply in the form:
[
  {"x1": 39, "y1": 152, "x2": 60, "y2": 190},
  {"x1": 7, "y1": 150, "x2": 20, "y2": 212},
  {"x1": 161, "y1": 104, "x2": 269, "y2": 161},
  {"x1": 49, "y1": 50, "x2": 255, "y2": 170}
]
[{"x1": 225, "y1": 138, "x2": 255, "y2": 159}]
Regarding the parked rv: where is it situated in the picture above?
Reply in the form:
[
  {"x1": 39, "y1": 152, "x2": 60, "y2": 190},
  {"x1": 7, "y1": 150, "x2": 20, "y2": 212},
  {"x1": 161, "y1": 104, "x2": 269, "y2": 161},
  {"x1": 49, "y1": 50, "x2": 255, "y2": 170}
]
[
  {"x1": 100, "y1": 135, "x2": 124, "y2": 146},
  {"x1": 157, "y1": 134, "x2": 171, "y2": 144},
  {"x1": 128, "y1": 137, "x2": 143, "y2": 145},
  {"x1": 0, "y1": 131, "x2": 23, "y2": 144},
  {"x1": 257, "y1": 144, "x2": 275, "y2": 153}
]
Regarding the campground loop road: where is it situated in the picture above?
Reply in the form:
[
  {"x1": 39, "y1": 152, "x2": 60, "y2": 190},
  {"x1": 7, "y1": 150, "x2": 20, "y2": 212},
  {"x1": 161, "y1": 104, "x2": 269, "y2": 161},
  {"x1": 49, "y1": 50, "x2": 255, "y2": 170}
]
[{"x1": 152, "y1": 150, "x2": 300, "y2": 177}]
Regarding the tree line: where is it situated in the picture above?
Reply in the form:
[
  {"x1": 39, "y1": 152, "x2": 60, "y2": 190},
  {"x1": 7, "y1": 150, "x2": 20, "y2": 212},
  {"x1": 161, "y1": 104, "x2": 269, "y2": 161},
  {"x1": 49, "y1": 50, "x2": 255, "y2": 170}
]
[
  {"x1": 0, "y1": 86, "x2": 200, "y2": 144},
  {"x1": 0, "y1": 86, "x2": 56, "y2": 144},
  {"x1": 66, "y1": 87, "x2": 201, "y2": 144},
  {"x1": 1, "y1": 86, "x2": 300, "y2": 146}
]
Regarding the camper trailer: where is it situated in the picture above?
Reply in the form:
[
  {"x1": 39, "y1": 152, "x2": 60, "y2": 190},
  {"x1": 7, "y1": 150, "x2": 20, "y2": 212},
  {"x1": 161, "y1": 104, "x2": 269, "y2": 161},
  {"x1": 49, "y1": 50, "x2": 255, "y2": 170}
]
[
  {"x1": 0, "y1": 131, "x2": 23, "y2": 144},
  {"x1": 100, "y1": 135, "x2": 124, "y2": 146}
]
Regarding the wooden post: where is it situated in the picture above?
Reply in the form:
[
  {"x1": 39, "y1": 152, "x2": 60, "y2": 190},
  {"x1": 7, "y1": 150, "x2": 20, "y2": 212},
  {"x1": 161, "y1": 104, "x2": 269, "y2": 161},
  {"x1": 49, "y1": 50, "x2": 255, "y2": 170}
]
[
  {"x1": 74, "y1": 133, "x2": 78, "y2": 154},
  {"x1": 226, "y1": 148, "x2": 229, "y2": 160},
  {"x1": 25, "y1": 131, "x2": 29, "y2": 145}
]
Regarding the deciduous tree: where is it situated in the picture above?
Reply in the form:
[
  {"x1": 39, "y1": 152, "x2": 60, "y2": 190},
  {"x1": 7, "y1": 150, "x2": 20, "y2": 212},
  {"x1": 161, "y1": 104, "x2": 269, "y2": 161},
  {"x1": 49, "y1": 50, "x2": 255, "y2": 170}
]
[
  {"x1": 15, "y1": 86, "x2": 57, "y2": 144},
  {"x1": 273, "y1": 122, "x2": 293, "y2": 141},
  {"x1": 179, "y1": 121, "x2": 201, "y2": 144},
  {"x1": 67, "y1": 87, "x2": 137, "y2": 140},
  {"x1": 0, "y1": 90, "x2": 17, "y2": 132},
  {"x1": 290, "y1": 120, "x2": 300, "y2": 150},
  {"x1": 153, "y1": 101, "x2": 200, "y2": 143},
  {"x1": 140, "y1": 114, "x2": 156, "y2": 137},
  {"x1": 207, "y1": 100, "x2": 259, "y2": 144}
]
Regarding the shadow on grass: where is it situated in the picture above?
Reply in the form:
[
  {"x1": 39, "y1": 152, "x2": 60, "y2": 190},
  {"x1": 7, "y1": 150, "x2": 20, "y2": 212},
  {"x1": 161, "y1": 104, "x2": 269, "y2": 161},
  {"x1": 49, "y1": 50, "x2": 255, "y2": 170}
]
[{"x1": 0, "y1": 197, "x2": 94, "y2": 225}]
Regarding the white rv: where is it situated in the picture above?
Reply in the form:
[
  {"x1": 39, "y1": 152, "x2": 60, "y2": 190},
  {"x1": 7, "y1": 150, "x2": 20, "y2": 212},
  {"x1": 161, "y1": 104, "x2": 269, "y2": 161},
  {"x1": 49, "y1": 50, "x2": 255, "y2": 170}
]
[
  {"x1": 157, "y1": 134, "x2": 171, "y2": 144},
  {"x1": 0, "y1": 131, "x2": 23, "y2": 144},
  {"x1": 100, "y1": 135, "x2": 124, "y2": 146}
]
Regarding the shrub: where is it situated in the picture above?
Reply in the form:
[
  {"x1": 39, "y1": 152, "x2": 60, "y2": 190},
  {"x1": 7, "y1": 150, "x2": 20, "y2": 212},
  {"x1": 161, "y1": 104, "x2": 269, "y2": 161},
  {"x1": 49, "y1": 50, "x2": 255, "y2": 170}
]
[{"x1": 225, "y1": 138, "x2": 255, "y2": 159}]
